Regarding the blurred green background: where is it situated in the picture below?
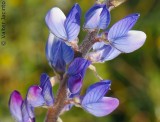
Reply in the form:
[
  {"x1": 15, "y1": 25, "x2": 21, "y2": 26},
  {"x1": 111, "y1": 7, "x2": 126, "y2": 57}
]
[{"x1": 0, "y1": 0, "x2": 160, "y2": 122}]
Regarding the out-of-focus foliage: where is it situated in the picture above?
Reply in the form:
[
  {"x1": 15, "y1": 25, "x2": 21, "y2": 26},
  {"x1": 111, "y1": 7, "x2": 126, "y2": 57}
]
[{"x1": 0, "y1": 0, "x2": 160, "y2": 122}]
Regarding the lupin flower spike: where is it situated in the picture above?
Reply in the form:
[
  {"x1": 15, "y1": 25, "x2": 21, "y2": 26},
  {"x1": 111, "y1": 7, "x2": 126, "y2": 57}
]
[{"x1": 9, "y1": 0, "x2": 146, "y2": 121}]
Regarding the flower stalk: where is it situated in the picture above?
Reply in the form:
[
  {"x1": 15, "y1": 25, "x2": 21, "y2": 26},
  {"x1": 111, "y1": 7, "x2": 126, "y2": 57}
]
[{"x1": 45, "y1": 74, "x2": 68, "y2": 122}]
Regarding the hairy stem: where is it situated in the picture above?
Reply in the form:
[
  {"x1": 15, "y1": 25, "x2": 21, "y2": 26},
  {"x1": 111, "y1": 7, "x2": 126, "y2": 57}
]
[
  {"x1": 45, "y1": 74, "x2": 68, "y2": 122},
  {"x1": 79, "y1": 30, "x2": 98, "y2": 57}
]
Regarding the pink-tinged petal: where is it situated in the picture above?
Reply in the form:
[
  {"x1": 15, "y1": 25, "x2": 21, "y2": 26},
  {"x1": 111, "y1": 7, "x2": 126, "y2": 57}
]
[
  {"x1": 40, "y1": 73, "x2": 54, "y2": 106},
  {"x1": 82, "y1": 97, "x2": 119, "y2": 117},
  {"x1": 27, "y1": 86, "x2": 45, "y2": 107},
  {"x1": 9, "y1": 91, "x2": 23, "y2": 122},
  {"x1": 112, "y1": 30, "x2": 146, "y2": 53},
  {"x1": 82, "y1": 80, "x2": 111, "y2": 105},
  {"x1": 45, "y1": 7, "x2": 67, "y2": 40},
  {"x1": 64, "y1": 3, "x2": 81, "y2": 41},
  {"x1": 108, "y1": 13, "x2": 140, "y2": 40}
]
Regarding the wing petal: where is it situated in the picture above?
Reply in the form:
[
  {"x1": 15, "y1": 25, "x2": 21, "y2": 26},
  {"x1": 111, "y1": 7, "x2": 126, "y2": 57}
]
[
  {"x1": 27, "y1": 86, "x2": 45, "y2": 107},
  {"x1": 112, "y1": 30, "x2": 146, "y2": 53},
  {"x1": 40, "y1": 73, "x2": 54, "y2": 106},
  {"x1": 45, "y1": 7, "x2": 67, "y2": 40},
  {"x1": 9, "y1": 91, "x2": 23, "y2": 122},
  {"x1": 46, "y1": 33, "x2": 74, "y2": 72},
  {"x1": 98, "y1": 5, "x2": 110, "y2": 29},
  {"x1": 64, "y1": 3, "x2": 81, "y2": 41},
  {"x1": 82, "y1": 80, "x2": 111, "y2": 105},
  {"x1": 84, "y1": 4, "x2": 103, "y2": 29},
  {"x1": 89, "y1": 44, "x2": 121, "y2": 62},
  {"x1": 108, "y1": 13, "x2": 140, "y2": 40},
  {"x1": 82, "y1": 97, "x2": 119, "y2": 117}
]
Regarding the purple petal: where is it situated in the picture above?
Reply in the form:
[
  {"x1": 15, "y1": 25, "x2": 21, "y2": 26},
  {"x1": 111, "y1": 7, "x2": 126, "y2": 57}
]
[
  {"x1": 26, "y1": 103, "x2": 35, "y2": 121},
  {"x1": 61, "y1": 40, "x2": 74, "y2": 64},
  {"x1": 82, "y1": 80, "x2": 111, "y2": 105},
  {"x1": 67, "y1": 58, "x2": 91, "y2": 93},
  {"x1": 69, "y1": 91, "x2": 81, "y2": 98},
  {"x1": 45, "y1": 7, "x2": 67, "y2": 40},
  {"x1": 64, "y1": 3, "x2": 81, "y2": 41},
  {"x1": 40, "y1": 73, "x2": 54, "y2": 106},
  {"x1": 98, "y1": 5, "x2": 110, "y2": 29},
  {"x1": 84, "y1": 4, "x2": 110, "y2": 30},
  {"x1": 84, "y1": 4, "x2": 103, "y2": 29},
  {"x1": 67, "y1": 74, "x2": 82, "y2": 94},
  {"x1": 9, "y1": 91, "x2": 23, "y2": 122},
  {"x1": 92, "y1": 42, "x2": 105, "y2": 50},
  {"x1": 108, "y1": 13, "x2": 140, "y2": 40},
  {"x1": 89, "y1": 44, "x2": 121, "y2": 62},
  {"x1": 111, "y1": 30, "x2": 146, "y2": 53},
  {"x1": 26, "y1": 86, "x2": 45, "y2": 107},
  {"x1": 68, "y1": 58, "x2": 91, "y2": 75},
  {"x1": 21, "y1": 100, "x2": 35, "y2": 122},
  {"x1": 46, "y1": 33, "x2": 74, "y2": 73},
  {"x1": 82, "y1": 97, "x2": 119, "y2": 117}
]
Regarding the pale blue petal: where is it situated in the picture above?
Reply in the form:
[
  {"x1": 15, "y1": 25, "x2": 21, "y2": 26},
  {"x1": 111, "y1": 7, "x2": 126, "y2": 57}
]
[
  {"x1": 102, "y1": 45, "x2": 121, "y2": 61},
  {"x1": 112, "y1": 30, "x2": 146, "y2": 53},
  {"x1": 98, "y1": 5, "x2": 110, "y2": 29},
  {"x1": 40, "y1": 73, "x2": 54, "y2": 106},
  {"x1": 84, "y1": 4, "x2": 110, "y2": 29},
  {"x1": 89, "y1": 44, "x2": 121, "y2": 62},
  {"x1": 26, "y1": 86, "x2": 45, "y2": 107},
  {"x1": 82, "y1": 80, "x2": 111, "y2": 105},
  {"x1": 92, "y1": 42, "x2": 105, "y2": 50},
  {"x1": 64, "y1": 3, "x2": 81, "y2": 41},
  {"x1": 21, "y1": 100, "x2": 35, "y2": 122},
  {"x1": 45, "y1": 33, "x2": 54, "y2": 62},
  {"x1": 108, "y1": 13, "x2": 140, "y2": 40},
  {"x1": 9, "y1": 91, "x2": 23, "y2": 122},
  {"x1": 84, "y1": 4, "x2": 103, "y2": 29},
  {"x1": 82, "y1": 97, "x2": 119, "y2": 117},
  {"x1": 45, "y1": 7, "x2": 67, "y2": 40},
  {"x1": 26, "y1": 103, "x2": 35, "y2": 121}
]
